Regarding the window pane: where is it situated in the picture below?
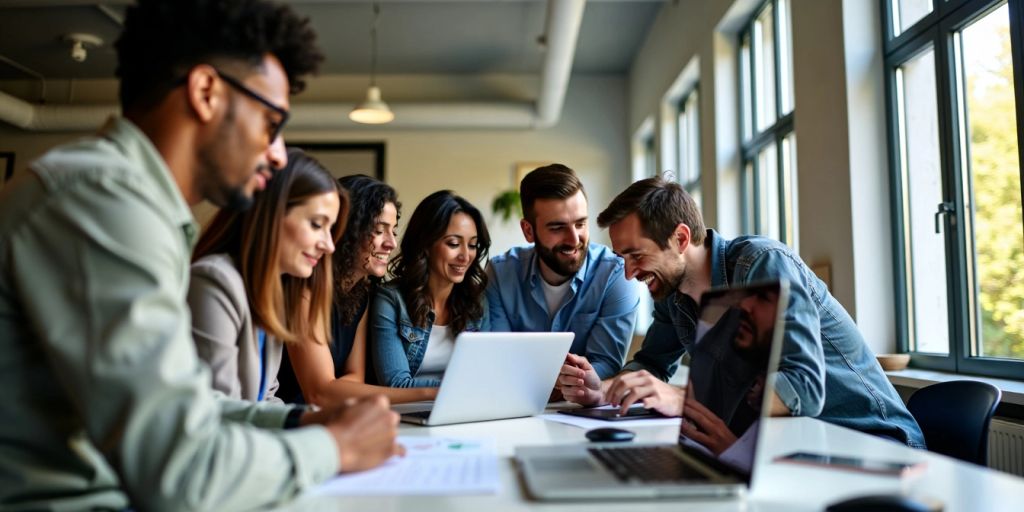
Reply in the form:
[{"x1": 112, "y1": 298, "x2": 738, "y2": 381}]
[
  {"x1": 782, "y1": 133, "x2": 798, "y2": 247},
  {"x1": 758, "y1": 144, "x2": 780, "y2": 240},
  {"x1": 678, "y1": 91, "x2": 700, "y2": 187},
  {"x1": 688, "y1": 185, "x2": 703, "y2": 213},
  {"x1": 959, "y1": 3, "x2": 1024, "y2": 360},
  {"x1": 778, "y1": 0, "x2": 794, "y2": 116},
  {"x1": 644, "y1": 136, "x2": 657, "y2": 178},
  {"x1": 743, "y1": 161, "x2": 755, "y2": 233},
  {"x1": 892, "y1": 0, "x2": 933, "y2": 37},
  {"x1": 754, "y1": 4, "x2": 777, "y2": 132},
  {"x1": 741, "y1": 33, "x2": 753, "y2": 141},
  {"x1": 898, "y1": 47, "x2": 950, "y2": 355}
]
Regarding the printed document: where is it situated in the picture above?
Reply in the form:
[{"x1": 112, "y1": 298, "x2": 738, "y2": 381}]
[{"x1": 307, "y1": 436, "x2": 499, "y2": 496}]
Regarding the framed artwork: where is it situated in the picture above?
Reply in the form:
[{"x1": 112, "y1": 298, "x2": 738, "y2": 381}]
[
  {"x1": 289, "y1": 142, "x2": 385, "y2": 181},
  {"x1": 0, "y1": 152, "x2": 14, "y2": 188},
  {"x1": 514, "y1": 161, "x2": 552, "y2": 187}
]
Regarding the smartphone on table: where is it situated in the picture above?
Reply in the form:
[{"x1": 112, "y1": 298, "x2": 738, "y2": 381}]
[{"x1": 775, "y1": 451, "x2": 925, "y2": 476}]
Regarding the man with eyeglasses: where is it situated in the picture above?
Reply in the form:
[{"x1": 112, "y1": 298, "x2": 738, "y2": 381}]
[{"x1": 0, "y1": 1, "x2": 401, "y2": 510}]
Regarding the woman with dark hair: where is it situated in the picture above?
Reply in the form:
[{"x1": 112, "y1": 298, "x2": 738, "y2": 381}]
[
  {"x1": 281, "y1": 174, "x2": 438, "y2": 404},
  {"x1": 372, "y1": 190, "x2": 491, "y2": 388},
  {"x1": 188, "y1": 148, "x2": 345, "y2": 401}
]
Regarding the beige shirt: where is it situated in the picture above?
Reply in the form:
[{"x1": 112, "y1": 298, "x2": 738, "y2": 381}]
[
  {"x1": 0, "y1": 117, "x2": 338, "y2": 510},
  {"x1": 189, "y1": 253, "x2": 285, "y2": 402}
]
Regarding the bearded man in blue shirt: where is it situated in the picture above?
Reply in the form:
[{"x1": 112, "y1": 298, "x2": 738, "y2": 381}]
[
  {"x1": 485, "y1": 164, "x2": 640, "y2": 383},
  {"x1": 558, "y1": 176, "x2": 924, "y2": 448}
]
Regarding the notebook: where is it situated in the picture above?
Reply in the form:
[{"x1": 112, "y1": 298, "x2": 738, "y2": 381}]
[
  {"x1": 515, "y1": 280, "x2": 789, "y2": 500},
  {"x1": 401, "y1": 332, "x2": 574, "y2": 426}
]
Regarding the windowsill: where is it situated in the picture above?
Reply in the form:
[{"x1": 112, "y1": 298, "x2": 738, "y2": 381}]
[{"x1": 886, "y1": 369, "x2": 1024, "y2": 406}]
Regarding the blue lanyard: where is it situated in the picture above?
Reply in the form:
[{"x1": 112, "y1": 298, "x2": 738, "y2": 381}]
[{"x1": 256, "y1": 328, "x2": 267, "y2": 401}]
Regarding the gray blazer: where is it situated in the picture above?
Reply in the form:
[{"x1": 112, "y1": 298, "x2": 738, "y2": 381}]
[{"x1": 188, "y1": 253, "x2": 284, "y2": 402}]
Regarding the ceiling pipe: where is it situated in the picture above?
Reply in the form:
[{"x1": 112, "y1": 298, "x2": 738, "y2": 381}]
[{"x1": 0, "y1": 0, "x2": 585, "y2": 131}]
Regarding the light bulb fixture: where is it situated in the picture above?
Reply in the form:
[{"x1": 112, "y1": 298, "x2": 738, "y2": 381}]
[
  {"x1": 63, "y1": 33, "x2": 103, "y2": 63},
  {"x1": 350, "y1": 2, "x2": 393, "y2": 124}
]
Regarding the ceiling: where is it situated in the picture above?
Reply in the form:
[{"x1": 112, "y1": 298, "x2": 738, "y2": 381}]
[{"x1": 0, "y1": 0, "x2": 664, "y2": 81}]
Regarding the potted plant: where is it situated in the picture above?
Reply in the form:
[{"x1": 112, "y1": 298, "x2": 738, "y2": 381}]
[{"x1": 491, "y1": 188, "x2": 521, "y2": 222}]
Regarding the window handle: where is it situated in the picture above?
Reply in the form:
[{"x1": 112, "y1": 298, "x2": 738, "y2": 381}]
[{"x1": 934, "y1": 202, "x2": 954, "y2": 234}]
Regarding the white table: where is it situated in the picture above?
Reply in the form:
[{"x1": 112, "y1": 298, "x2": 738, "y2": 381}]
[{"x1": 280, "y1": 410, "x2": 1024, "y2": 511}]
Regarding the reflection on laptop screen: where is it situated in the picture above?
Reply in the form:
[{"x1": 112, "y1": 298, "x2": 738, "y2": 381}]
[{"x1": 676, "y1": 281, "x2": 785, "y2": 476}]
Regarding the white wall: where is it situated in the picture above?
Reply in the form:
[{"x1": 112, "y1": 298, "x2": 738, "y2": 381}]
[
  {"x1": 627, "y1": 0, "x2": 896, "y2": 353},
  {"x1": 0, "y1": 74, "x2": 628, "y2": 256}
]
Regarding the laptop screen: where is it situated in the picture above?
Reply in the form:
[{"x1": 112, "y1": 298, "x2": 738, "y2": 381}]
[{"x1": 675, "y1": 280, "x2": 788, "y2": 481}]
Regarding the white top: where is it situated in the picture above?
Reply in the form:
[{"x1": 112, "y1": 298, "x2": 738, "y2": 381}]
[
  {"x1": 539, "y1": 278, "x2": 571, "y2": 318},
  {"x1": 417, "y1": 324, "x2": 454, "y2": 380}
]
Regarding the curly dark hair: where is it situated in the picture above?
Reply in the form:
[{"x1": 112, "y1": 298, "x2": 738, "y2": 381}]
[
  {"x1": 116, "y1": 0, "x2": 323, "y2": 110},
  {"x1": 334, "y1": 174, "x2": 401, "y2": 324},
  {"x1": 388, "y1": 190, "x2": 490, "y2": 335}
]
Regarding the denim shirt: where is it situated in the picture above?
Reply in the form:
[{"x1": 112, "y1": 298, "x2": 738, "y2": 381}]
[
  {"x1": 371, "y1": 283, "x2": 489, "y2": 388},
  {"x1": 627, "y1": 230, "x2": 925, "y2": 447},
  {"x1": 485, "y1": 243, "x2": 640, "y2": 379}
]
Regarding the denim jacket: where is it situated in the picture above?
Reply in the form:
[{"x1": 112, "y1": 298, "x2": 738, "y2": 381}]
[
  {"x1": 627, "y1": 230, "x2": 925, "y2": 447},
  {"x1": 371, "y1": 282, "x2": 489, "y2": 388}
]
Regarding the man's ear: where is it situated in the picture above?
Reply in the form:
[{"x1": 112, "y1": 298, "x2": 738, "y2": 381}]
[
  {"x1": 185, "y1": 65, "x2": 221, "y2": 124},
  {"x1": 673, "y1": 223, "x2": 692, "y2": 254},
  {"x1": 520, "y1": 218, "x2": 535, "y2": 243}
]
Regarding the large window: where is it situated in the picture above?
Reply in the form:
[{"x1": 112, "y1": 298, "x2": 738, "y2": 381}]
[
  {"x1": 739, "y1": 0, "x2": 797, "y2": 246},
  {"x1": 676, "y1": 89, "x2": 702, "y2": 209},
  {"x1": 884, "y1": 0, "x2": 1024, "y2": 378}
]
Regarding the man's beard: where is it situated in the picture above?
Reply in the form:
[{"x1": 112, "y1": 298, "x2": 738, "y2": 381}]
[
  {"x1": 734, "y1": 309, "x2": 771, "y2": 363},
  {"x1": 649, "y1": 260, "x2": 685, "y2": 301},
  {"x1": 197, "y1": 99, "x2": 256, "y2": 212},
  {"x1": 535, "y1": 240, "x2": 586, "y2": 277}
]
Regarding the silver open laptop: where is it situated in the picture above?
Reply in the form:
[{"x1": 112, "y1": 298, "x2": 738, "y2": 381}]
[
  {"x1": 515, "y1": 280, "x2": 789, "y2": 500},
  {"x1": 401, "y1": 332, "x2": 574, "y2": 426}
]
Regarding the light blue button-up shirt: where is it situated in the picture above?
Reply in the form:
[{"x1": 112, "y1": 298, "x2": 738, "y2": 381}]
[{"x1": 485, "y1": 243, "x2": 639, "y2": 379}]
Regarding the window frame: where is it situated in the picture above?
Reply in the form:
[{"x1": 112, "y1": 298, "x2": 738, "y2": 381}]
[
  {"x1": 738, "y1": 0, "x2": 797, "y2": 245},
  {"x1": 883, "y1": 0, "x2": 1024, "y2": 379},
  {"x1": 676, "y1": 86, "x2": 702, "y2": 202}
]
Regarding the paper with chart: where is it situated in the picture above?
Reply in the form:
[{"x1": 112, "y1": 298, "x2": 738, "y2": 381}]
[{"x1": 307, "y1": 436, "x2": 499, "y2": 496}]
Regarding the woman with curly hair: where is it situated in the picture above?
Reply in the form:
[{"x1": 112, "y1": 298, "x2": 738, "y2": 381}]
[
  {"x1": 280, "y1": 174, "x2": 438, "y2": 404},
  {"x1": 372, "y1": 190, "x2": 491, "y2": 388}
]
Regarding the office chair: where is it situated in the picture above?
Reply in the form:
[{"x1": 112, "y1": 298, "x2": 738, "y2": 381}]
[{"x1": 906, "y1": 380, "x2": 1001, "y2": 466}]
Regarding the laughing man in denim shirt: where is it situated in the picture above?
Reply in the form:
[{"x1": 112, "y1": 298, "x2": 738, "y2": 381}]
[
  {"x1": 485, "y1": 164, "x2": 640, "y2": 383},
  {"x1": 558, "y1": 176, "x2": 924, "y2": 448}
]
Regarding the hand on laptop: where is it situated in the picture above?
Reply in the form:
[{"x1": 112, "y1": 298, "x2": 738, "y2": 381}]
[
  {"x1": 313, "y1": 395, "x2": 405, "y2": 473},
  {"x1": 605, "y1": 370, "x2": 685, "y2": 417},
  {"x1": 680, "y1": 389, "x2": 737, "y2": 455},
  {"x1": 558, "y1": 353, "x2": 605, "y2": 406}
]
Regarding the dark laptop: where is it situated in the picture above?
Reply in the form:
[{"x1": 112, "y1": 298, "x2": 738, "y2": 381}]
[{"x1": 515, "y1": 280, "x2": 789, "y2": 500}]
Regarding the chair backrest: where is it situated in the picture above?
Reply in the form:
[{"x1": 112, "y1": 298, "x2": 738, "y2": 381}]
[{"x1": 906, "y1": 380, "x2": 1001, "y2": 466}]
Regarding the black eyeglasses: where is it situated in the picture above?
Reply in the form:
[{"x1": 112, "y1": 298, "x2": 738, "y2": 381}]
[
  {"x1": 215, "y1": 69, "x2": 290, "y2": 143},
  {"x1": 176, "y1": 68, "x2": 290, "y2": 143}
]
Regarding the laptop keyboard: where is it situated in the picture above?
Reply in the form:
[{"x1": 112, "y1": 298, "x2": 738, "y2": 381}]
[
  {"x1": 588, "y1": 446, "x2": 710, "y2": 483},
  {"x1": 403, "y1": 410, "x2": 431, "y2": 419}
]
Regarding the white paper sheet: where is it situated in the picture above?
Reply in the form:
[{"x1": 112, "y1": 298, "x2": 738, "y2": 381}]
[{"x1": 306, "y1": 436, "x2": 499, "y2": 496}]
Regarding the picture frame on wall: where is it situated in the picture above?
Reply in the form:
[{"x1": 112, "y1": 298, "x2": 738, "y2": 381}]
[
  {"x1": 289, "y1": 142, "x2": 385, "y2": 181},
  {"x1": 0, "y1": 152, "x2": 14, "y2": 188},
  {"x1": 514, "y1": 161, "x2": 551, "y2": 186}
]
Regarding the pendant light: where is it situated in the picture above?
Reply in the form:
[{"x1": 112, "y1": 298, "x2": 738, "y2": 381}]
[{"x1": 350, "y1": 1, "x2": 394, "y2": 124}]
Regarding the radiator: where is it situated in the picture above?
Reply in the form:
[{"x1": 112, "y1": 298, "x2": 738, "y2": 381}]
[{"x1": 988, "y1": 417, "x2": 1024, "y2": 477}]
